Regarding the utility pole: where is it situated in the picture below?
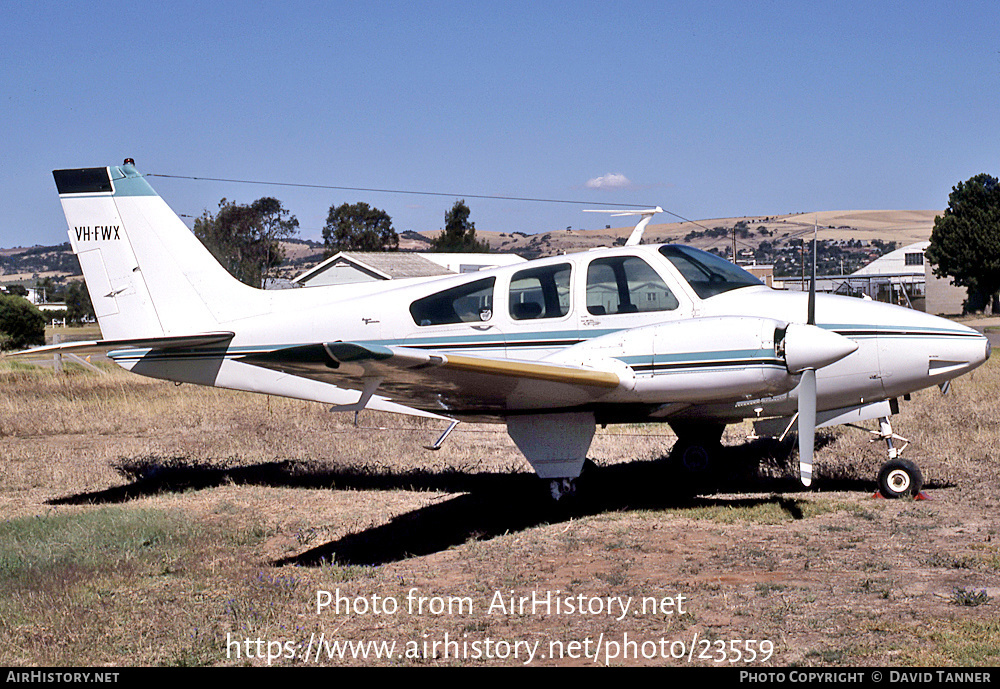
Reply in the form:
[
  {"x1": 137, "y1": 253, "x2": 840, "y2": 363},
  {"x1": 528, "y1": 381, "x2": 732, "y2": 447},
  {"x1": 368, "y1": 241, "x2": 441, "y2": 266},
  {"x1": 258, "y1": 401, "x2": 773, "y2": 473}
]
[{"x1": 800, "y1": 239, "x2": 805, "y2": 290}]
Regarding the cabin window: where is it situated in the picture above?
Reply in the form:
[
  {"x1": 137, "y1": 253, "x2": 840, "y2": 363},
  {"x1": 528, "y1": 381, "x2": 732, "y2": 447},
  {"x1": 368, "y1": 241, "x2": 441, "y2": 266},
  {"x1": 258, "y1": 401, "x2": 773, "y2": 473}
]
[
  {"x1": 410, "y1": 277, "x2": 495, "y2": 326},
  {"x1": 586, "y1": 256, "x2": 678, "y2": 315},
  {"x1": 509, "y1": 263, "x2": 571, "y2": 320}
]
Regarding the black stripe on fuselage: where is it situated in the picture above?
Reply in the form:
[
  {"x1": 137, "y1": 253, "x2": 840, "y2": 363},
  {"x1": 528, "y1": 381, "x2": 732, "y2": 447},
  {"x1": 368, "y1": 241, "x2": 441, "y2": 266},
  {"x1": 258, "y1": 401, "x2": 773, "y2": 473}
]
[{"x1": 630, "y1": 359, "x2": 786, "y2": 373}]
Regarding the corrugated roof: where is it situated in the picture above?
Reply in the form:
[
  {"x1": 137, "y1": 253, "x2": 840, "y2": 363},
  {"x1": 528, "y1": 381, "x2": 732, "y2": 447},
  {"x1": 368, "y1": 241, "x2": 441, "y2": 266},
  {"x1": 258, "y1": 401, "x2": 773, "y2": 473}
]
[
  {"x1": 344, "y1": 252, "x2": 454, "y2": 278},
  {"x1": 294, "y1": 251, "x2": 453, "y2": 283}
]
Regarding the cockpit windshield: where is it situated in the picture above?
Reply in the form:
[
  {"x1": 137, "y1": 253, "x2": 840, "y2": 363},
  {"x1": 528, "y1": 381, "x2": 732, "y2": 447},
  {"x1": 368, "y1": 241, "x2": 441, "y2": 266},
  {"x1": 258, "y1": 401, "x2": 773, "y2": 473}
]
[{"x1": 658, "y1": 245, "x2": 763, "y2": 299}]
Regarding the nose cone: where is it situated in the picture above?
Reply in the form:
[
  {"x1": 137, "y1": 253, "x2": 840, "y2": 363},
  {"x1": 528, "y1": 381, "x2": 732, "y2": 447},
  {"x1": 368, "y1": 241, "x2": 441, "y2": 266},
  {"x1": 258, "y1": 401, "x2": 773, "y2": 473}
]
[
  {"x1": 924, "y1": 318, "x2": 990, "y2": 370},
  {"x1": 873, "y1": 307, "x2": 992, "y2": 396},
  {"x1": 782, "y1": 323, "x2": 859, "y2": 373}
]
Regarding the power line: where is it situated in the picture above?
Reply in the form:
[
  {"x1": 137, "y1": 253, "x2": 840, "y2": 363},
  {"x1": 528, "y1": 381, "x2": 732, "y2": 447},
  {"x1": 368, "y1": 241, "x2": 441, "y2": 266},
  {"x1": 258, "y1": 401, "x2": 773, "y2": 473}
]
[
  {"x1": 145, "y1": 172, "x2": 656, "y2": 210},
  {"x1": 146, "y1": 171, "x2": 807, "y2": 252}
]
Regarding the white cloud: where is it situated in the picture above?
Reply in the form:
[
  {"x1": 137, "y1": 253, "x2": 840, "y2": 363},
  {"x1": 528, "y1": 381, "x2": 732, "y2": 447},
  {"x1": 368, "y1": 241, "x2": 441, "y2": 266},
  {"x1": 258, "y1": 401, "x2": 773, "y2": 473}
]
[{"x1": 585, "y1": 173, "x2": 632, "y2": 189}]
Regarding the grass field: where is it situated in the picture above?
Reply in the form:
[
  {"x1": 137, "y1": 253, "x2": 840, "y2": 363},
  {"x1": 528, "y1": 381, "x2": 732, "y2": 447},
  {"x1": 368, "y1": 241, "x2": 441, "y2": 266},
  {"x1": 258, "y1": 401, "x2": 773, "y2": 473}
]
[{"x1": 1, "y1": 354, "x2": 997, "y2": 667}]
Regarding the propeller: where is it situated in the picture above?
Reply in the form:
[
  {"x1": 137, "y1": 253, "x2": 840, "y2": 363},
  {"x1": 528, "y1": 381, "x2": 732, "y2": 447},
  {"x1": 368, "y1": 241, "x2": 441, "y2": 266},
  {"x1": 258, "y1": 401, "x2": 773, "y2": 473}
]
[
  {"x1": 776, "y1": 222, "x2": 857, "y2": 486},
  {"x1": 799, "y1": 225, "x2": 818, "y2": 486},
  {"x1": 779, "y1": 315, "x2": 856, "y2": 486}
]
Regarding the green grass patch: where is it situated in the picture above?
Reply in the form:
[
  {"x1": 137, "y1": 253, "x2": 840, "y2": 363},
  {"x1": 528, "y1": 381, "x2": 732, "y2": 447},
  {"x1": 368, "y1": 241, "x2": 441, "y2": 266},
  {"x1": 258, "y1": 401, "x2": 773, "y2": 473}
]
[
  {"x1": 911, "y1": 620, "x2": 1000, "y2": 666},
  {"x1": 853, "y1": 619, "x2": 1000, "y2": 666},
  {"x1": 0, "y1": 505, "x2": 280, "y2": 665},
  {"x1": 649, "y1": 497, "x2": 841, "y2": 524},
  {"x1": 0, "y1": 358, "x2": 43, "y2": 372},
  {"x1": 0, "y1": 506, "x2": 204, "y2": 593}
]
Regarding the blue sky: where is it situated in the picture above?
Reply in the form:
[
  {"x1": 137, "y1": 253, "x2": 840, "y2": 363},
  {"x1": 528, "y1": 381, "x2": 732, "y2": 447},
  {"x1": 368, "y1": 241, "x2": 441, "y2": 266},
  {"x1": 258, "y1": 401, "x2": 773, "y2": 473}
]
[{"x1": 2, "y1": 1, "x2": 998, "y2": 248}]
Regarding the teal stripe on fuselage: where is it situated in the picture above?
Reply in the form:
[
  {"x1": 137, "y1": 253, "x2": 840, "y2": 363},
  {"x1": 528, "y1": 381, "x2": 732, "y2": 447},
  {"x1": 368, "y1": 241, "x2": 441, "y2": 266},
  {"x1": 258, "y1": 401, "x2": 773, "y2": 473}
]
[
  {"x1": 107, "y1": 321, "x2": 976, "y2": 365},
  {"x1": 618, "y1": 348, "x2": 783, "y2": 374},
  {"x1": 624, "y1": 348, "x2": 777, "y2": 364},
  {"x1": 399, "y1": 328, "x2": 619, "y2": 349}
]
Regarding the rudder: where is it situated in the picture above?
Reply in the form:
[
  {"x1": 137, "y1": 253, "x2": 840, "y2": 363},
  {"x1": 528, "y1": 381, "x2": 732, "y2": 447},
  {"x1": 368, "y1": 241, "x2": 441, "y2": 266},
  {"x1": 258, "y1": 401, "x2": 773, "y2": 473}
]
[{"x1": 53, "y1": 163, "x2": 260, "y2": 340}]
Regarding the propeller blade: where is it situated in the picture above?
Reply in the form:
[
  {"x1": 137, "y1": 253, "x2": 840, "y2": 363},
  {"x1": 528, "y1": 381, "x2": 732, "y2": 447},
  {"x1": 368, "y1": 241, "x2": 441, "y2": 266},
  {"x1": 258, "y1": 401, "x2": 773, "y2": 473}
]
[
  {"x1": 798, "y1": 368, "x2": 816, "y2": 487},
  {"x1": 798, "y1": 219, "x2": 819, "y2": 487}
]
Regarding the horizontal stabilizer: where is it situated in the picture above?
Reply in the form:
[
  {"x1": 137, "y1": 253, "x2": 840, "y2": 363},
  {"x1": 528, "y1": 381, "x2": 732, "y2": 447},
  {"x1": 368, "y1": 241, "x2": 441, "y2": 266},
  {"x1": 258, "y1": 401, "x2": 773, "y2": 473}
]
[{"x1": 9, "y1": 332, "x2": 235, "y2": 357}]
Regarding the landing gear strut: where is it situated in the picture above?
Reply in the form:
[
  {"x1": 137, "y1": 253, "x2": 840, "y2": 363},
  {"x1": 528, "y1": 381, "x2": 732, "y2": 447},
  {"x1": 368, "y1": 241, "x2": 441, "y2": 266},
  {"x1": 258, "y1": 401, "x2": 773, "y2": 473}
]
[{"x1": 872, "y1": 416, "x2": 923, "y2": 498}]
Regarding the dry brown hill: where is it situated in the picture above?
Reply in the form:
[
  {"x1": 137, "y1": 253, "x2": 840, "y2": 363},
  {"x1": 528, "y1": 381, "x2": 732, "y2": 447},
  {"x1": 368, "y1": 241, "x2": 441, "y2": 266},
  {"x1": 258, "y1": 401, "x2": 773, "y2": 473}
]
[
  {"x1": 455, "y1": 210, "x2": 940, "y2": 259},
  {"x1": 1, "y1": 210, "x2": 939, "y2": 285}
]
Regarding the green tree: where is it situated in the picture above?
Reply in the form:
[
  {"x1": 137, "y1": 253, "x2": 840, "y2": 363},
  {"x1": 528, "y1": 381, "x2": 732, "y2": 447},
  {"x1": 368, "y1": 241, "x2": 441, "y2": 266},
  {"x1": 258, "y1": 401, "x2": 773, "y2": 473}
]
[
  {"x1": 431, "y1": 200, "x2": 490, "y2": 253},
  {"x1": 925, "y1": 174, "x2": 1000, "y2": 313},
  {"x1": 322, "y1": 202, "x2": 398, "y2": 256},
  {"x1": 0, "y1": 294, "x2": 46, "y2": 351},
  {"x1": 193, "y1": 197, "x2": 299, "y2": 288},
  {"x1": 64, "y1": 280, "x2": 95, "y2": 325}
]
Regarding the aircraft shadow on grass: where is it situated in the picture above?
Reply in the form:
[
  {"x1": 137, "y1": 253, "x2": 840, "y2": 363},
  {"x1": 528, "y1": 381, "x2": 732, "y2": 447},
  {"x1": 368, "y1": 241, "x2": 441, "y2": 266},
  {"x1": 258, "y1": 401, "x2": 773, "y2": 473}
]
[{"x1": 46, "y1": 435, "x2": 953, "y2": 566}]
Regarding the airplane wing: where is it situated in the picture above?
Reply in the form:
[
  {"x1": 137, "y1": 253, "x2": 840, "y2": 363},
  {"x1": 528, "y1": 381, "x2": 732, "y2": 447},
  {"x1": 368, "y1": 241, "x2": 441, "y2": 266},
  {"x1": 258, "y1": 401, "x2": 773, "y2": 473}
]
[
  {"x1": 239, "y1": 342, "x2": 622, "y2": 414},
  {"x1": 8, "y1": 332, "x2": 236, "y2": 357}
]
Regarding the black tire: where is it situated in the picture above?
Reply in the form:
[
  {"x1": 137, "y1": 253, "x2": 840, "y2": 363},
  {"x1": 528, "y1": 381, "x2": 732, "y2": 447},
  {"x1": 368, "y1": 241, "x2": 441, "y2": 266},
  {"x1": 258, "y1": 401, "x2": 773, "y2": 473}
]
[
  {"x1": 672, "y1": 441, "x2": 713, "y2": 473},
  {"x1": 877, "y1": 458, "x2": 923, "y2": 499}
]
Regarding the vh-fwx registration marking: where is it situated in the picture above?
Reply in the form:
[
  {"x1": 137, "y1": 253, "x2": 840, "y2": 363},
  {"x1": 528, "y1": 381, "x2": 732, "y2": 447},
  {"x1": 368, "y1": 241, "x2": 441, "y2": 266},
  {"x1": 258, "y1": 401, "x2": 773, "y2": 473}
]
[{"x1": 75, "y1": 225, "x2": 120, "y2": 241}]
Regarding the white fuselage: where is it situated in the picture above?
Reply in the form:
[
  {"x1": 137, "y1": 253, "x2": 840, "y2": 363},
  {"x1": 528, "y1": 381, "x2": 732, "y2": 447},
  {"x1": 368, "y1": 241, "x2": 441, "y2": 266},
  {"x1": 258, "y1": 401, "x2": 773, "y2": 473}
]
[{"x1": 112, "y1": 243, "x2": 990, "y2": 424}]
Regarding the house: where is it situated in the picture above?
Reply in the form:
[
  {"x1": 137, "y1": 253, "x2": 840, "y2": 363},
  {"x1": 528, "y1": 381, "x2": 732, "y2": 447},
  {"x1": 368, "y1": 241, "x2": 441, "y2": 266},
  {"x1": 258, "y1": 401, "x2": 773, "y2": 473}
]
[
  {"x1": 25, "y1": 287, "x2": 67, "y2": 312},
  {"x1": 292, "y1": 252, "x2": 526, "y2": 288},
  {"x1": 779, "y1": 242, "x2": 935, "y2": 310}
]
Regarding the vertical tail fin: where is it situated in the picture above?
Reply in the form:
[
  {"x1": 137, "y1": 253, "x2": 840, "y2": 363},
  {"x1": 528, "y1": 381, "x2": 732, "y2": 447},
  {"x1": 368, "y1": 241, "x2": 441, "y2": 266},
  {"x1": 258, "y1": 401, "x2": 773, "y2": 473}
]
[{"x1": 53, "y1": 163, "x2": 261, "y2": 340}]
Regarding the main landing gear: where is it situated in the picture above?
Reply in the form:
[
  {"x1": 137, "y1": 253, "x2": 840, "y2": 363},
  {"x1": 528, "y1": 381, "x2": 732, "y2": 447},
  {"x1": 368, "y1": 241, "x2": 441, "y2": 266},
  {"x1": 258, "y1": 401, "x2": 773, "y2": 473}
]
[
  {"x1": 549, "y1": 478, "x2": 577, "y2": 501},
  {"x1": 668, "y1": 422, "x2": 725, "y2": 474},
  {"x1": 872, "y1": 416, "x2": 924, "y2": 499}
]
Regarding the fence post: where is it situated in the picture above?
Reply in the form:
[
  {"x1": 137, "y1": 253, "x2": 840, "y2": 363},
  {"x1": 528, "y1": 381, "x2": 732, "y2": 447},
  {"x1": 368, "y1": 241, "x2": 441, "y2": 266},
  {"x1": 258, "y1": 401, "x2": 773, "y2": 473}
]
[{"x1": 53, "y1": 333, "x2": 62, "y2": 373}]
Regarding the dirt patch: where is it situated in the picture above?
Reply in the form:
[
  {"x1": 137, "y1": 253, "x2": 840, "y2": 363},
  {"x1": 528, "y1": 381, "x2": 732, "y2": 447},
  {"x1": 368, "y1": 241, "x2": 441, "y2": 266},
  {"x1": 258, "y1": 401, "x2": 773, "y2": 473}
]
[{"x1": 0, "y1": 360, "x2": 997, "y2": 666}]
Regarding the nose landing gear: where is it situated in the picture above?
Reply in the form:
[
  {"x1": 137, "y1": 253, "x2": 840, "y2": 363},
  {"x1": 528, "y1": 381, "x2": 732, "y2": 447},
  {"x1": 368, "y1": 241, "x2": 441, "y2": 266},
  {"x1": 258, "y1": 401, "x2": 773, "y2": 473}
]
[
  {"x1": 877, "y1": 457, "x2": 924, "y2": 499},
  {"x1": 872, "y1": 416, "x2": 924, "y2": 499}
]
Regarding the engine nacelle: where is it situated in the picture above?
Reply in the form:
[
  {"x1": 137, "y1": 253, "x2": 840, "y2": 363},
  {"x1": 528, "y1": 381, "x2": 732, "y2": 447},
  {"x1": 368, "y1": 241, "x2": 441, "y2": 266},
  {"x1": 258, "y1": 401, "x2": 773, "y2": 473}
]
[{"x1": 550, "y1": 316, "x2": 801, "y2": 404}]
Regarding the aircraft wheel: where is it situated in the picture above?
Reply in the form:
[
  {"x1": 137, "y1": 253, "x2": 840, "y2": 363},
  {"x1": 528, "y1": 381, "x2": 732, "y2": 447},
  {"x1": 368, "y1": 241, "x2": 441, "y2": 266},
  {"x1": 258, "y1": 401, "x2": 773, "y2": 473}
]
[
  {"x1": 672, "y1": 441, "x2": 713, "y2": 473},
  {"x1": 549, "y1": 478, "x2": 577, "y2": 501},
  {"x1": 877, "y1": 458, "x2": 923, "y2": 499}
]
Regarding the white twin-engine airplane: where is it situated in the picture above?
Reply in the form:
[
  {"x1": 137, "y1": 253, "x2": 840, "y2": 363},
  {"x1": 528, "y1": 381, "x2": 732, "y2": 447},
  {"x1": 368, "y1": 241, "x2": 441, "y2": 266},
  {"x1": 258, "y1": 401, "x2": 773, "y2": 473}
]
[{"x1": 31, "y1": 162, "x2": 990, "y2": 500}]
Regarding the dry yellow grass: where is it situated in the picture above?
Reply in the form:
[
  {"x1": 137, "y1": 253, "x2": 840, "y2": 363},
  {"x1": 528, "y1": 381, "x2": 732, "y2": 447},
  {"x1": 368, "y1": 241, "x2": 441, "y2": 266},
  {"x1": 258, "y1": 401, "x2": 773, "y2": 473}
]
[{"x1": 1, "y1": 356, "x2": 997, "y2": 667}]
